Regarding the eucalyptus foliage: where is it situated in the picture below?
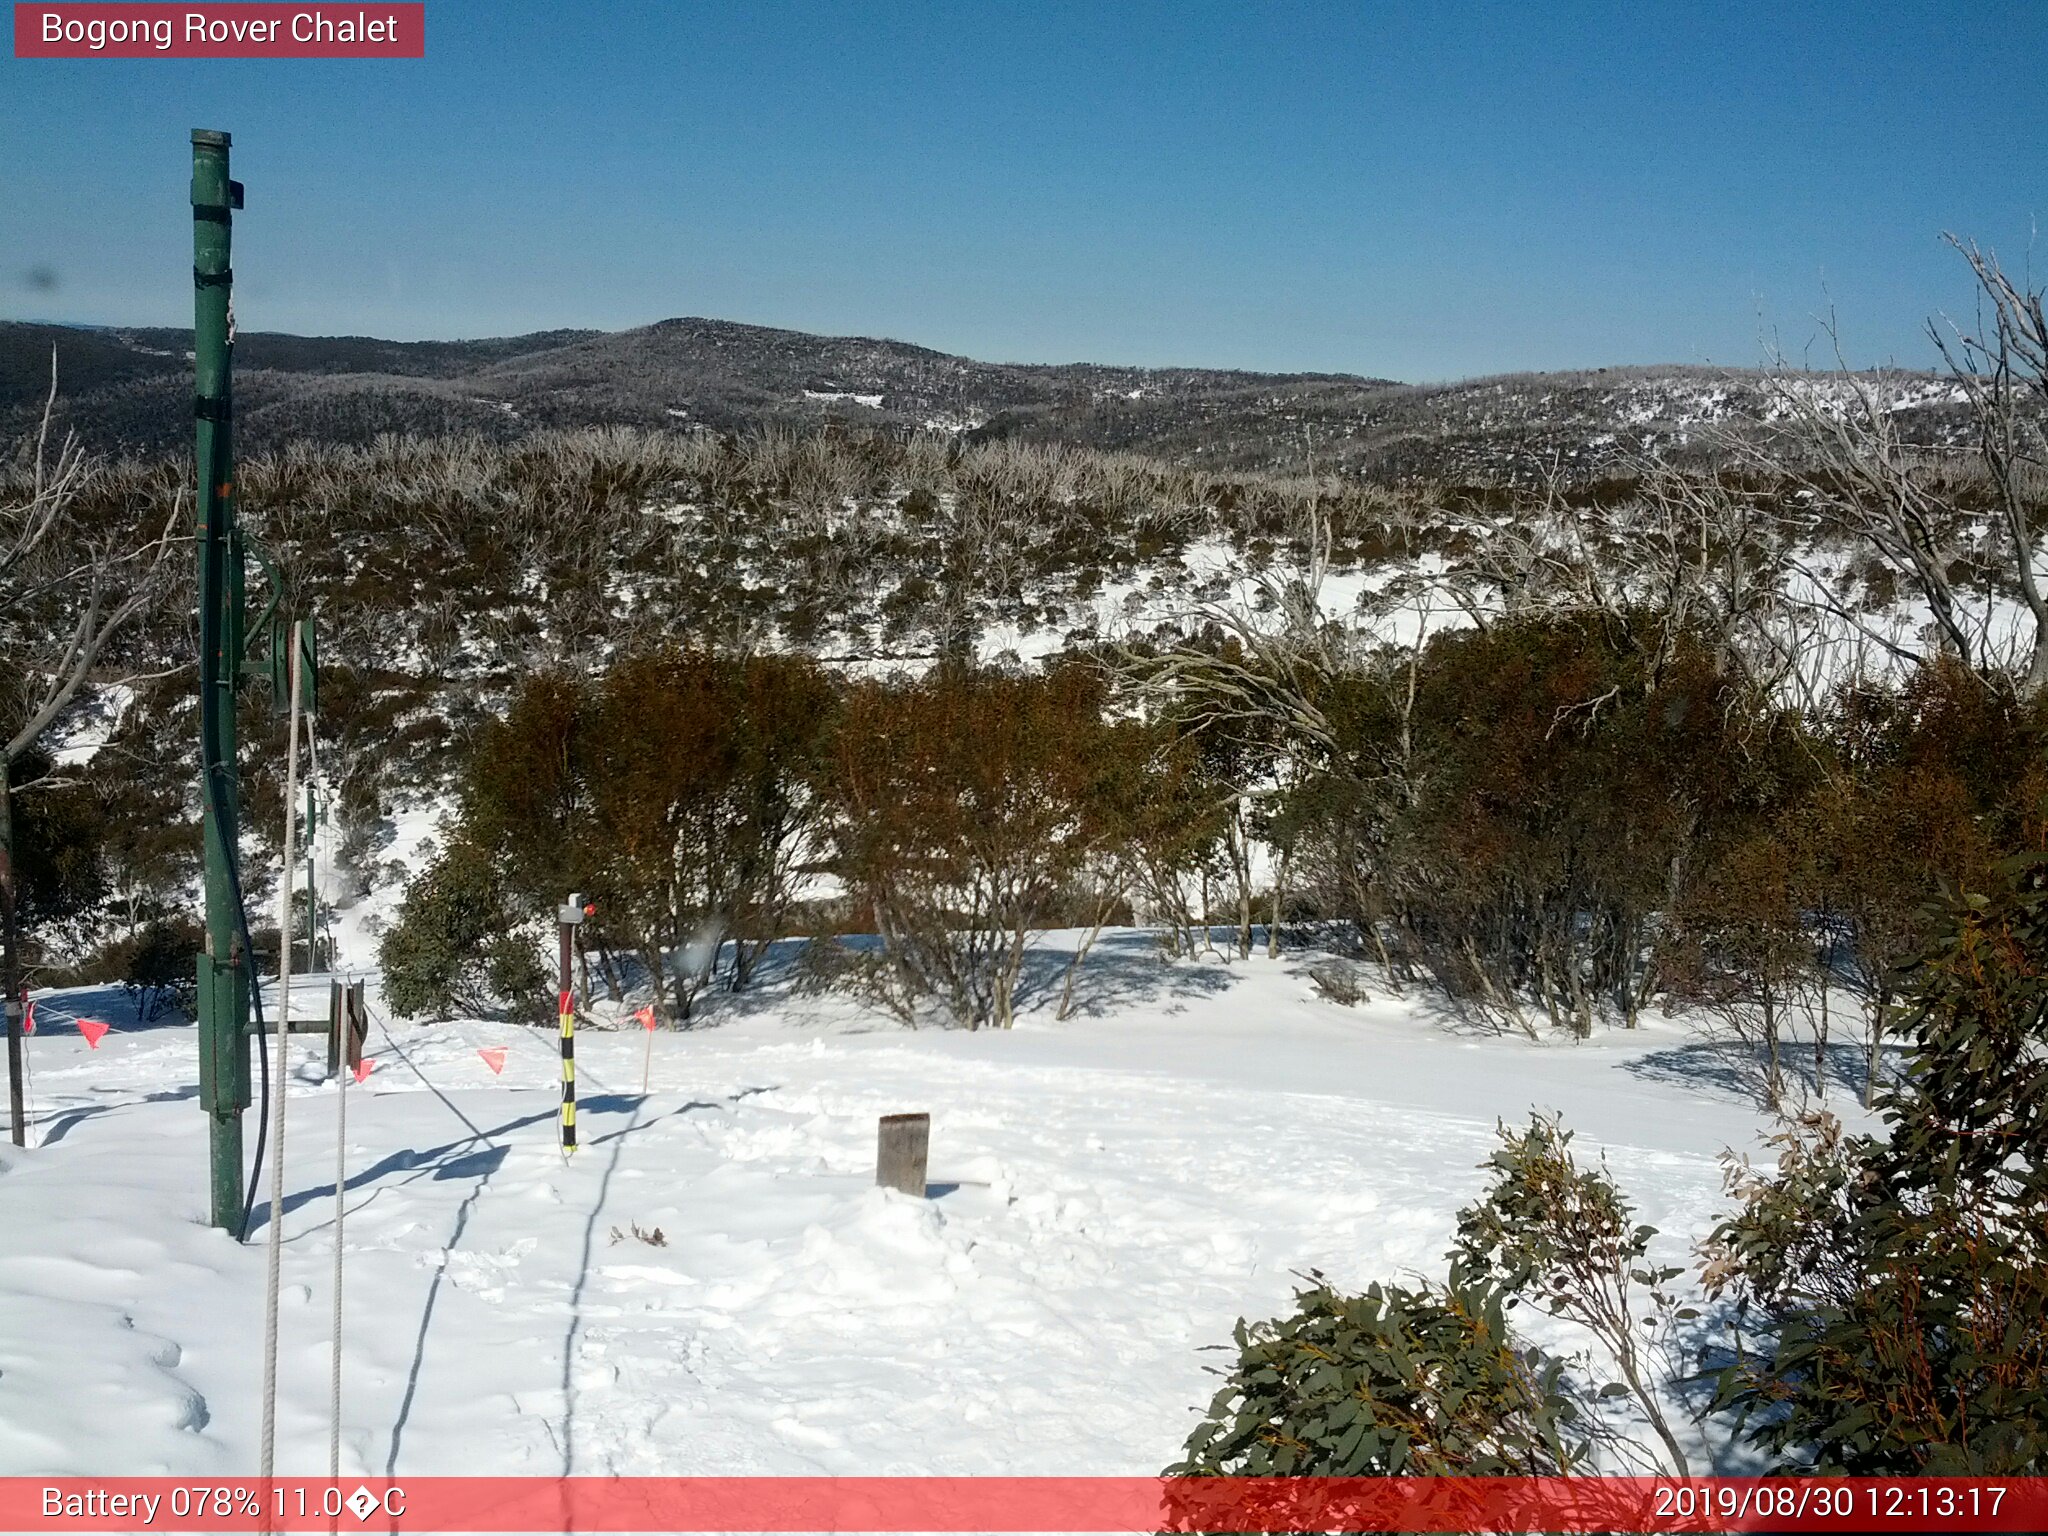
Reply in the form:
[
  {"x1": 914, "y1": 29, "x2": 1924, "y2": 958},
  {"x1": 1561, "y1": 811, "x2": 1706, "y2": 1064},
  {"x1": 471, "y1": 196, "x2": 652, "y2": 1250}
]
[
  {"x1": 1703, "y1": 854, "x2": 2048, "y2": 1472},
  {"x1": 1167, "y1": 1268, "x2": 1590, "y2": 1478}
]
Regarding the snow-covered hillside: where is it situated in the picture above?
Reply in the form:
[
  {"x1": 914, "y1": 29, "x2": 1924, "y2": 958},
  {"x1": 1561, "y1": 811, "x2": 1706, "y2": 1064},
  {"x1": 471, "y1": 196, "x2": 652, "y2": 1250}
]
[{"x1": 0, "y1": 934, "x2": 1840, "y2": 1479}]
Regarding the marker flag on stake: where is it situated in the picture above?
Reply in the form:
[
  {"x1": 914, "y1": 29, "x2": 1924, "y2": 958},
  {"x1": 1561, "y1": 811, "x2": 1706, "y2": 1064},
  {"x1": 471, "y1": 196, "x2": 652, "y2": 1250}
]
[
  {"x1": 76, "y1": 1017, "x2": 110, "y2": 1049},
  {"x1": 21, "y1": 999, "x2": 32, "y2": 1036},
  {"x1": 479, "y1": 1046, "x2": 507, "y2": 1075},
  {"x1": 636, "y1": 1005, "x2": 657, "y2": 1094},
  {"x1": 353, "y1": 1058, "x2": 374, "y2": 1085}
]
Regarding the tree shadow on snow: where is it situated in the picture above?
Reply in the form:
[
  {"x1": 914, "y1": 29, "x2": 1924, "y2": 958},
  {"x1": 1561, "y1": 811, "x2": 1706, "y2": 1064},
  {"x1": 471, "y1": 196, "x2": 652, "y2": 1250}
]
[
  {"x1": 369, "y1": 1087, "x2": 727, "y2": 1476},
  {"x1": 560, "y1": 1088, "x2": 646, "y2": 1474},
  {"x1": 1618, "y1": 1036, "x2": 1904, "y2": 1109},
  {"x1": 261, "y1": 1107, "x2": 560, "y2": 1227},
  {"x1": 570, "y1": 937, "x2": 818, "y2": 1032},
  {"x1": 34, "y1": 1085, "x2": 200, "y2": 1147},
  {"x1": 1016, "y1": 929, "x2": 1235, "y2": 1021}
]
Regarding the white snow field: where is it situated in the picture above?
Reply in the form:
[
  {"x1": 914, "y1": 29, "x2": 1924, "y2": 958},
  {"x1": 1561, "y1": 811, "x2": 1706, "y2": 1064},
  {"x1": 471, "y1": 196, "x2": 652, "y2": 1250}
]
[{"x1": 0, "y1": 934, "x2": 1825, "y2": 1480}]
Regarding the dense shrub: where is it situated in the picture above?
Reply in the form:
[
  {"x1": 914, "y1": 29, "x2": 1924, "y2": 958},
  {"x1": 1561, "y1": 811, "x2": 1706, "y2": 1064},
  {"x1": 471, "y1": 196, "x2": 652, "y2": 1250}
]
[
  {"x1": 383, "y1": 652, "x2": 835, "y2": 1022},
  {"x1": 823, "y1": 662, "x2": 1135, "y2": 1028},
  {"x1": 1168, "y1": 1269, "x2": 1591, "y2": 1477},
  {"x1": 1267, "y1": 614, "x2": 1811, "y2": 1036},
  {"x1": 577, "y1": 651, "x2": 834, "y2": 1015},
  {"x1": 379, "y1": 840, "x2": 547, "y2": 1021},
  {"x1": 1700, "y1": 855, "x2": 2048, "y2": 1472},
  {"x1": 106, "y1": 916, "x2": 203, "y2": 1020}
]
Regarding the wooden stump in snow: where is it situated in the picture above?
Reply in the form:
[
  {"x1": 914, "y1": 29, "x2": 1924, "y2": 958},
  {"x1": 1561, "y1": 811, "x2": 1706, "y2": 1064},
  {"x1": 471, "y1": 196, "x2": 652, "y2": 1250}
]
[{"x1": 876, "y1": 1112, "x2": 930, "y2": 1197}]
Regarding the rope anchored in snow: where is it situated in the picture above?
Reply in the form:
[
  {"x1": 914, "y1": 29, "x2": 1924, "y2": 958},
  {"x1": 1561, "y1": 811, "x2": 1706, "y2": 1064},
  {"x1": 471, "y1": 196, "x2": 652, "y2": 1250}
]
[
  {"x1": 329, "y1": 1006, "x2": 347, "y2": 1484},
  {"x1": 258, "y1": 624, "x2": 307, "y2": 1489}
]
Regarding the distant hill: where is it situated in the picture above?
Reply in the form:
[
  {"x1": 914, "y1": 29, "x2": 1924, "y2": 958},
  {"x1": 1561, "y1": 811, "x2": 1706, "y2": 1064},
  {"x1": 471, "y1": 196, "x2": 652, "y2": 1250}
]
[{"x1": 0, "y1": 316, "x2": 1965, "y2": 481}]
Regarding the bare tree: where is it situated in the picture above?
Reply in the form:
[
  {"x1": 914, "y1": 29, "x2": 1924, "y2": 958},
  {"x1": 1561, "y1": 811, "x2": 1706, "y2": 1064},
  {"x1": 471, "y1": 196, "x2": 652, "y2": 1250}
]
[
  {"x1": 1116, "y1": 498, "x2": 1352, "y2": 758},
  {"x1": 1441, "y1": 454, "x2": 1825, "y2": 704},
  {"x1": 1, "y1": 361, "x2": 180, "y2": 1141},
  {"x1": 1930, "y1": 236, "x2": 2048, "y2": 695},
  {"x1": 1743, "y1": 241, "x2": 2048, "y2": 698}
]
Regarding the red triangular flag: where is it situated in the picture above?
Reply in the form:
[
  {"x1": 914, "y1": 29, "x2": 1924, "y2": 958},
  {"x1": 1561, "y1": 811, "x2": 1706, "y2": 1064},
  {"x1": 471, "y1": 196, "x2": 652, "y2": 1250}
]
[
  {"x1": 635, "y1": 1005, "x2": 657, "y2": 1031},
  {"x1": 353, "y1": 1057, "x2": 374, "y2": 1084},
  {"x1": 478, "y1": 1046, "x2": 507, "y2": 1075},
  {"x1": 21, "y1": 1000, "x2": 33, "y2": 1036},
  {"x1": 76, "y1": 1017, "x2": 110, "y2": 1049}
]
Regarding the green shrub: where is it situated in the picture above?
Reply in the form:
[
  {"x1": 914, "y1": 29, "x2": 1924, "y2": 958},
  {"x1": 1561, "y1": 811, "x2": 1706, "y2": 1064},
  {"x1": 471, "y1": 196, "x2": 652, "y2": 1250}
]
[
  {"x1": 110, "y1": 916, "x2": 202, "y2": 1020},
  {"x1": 1702, "y1": 853, "x2": 2048, "y2": 1473},
  {"x1": 378, "y1": 841, "x2": 546, "y2": 1020},
  {"x1": 1455, "y1": 1114, "x2": 1692, "y2": 1473},
  {"x1": 1168, "y1": 1268, "x2": 1591, "y2": 1478}
]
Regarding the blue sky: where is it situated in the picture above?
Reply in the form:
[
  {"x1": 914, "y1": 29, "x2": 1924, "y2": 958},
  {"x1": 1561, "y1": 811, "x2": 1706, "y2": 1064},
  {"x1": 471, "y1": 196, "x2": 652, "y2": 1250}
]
[{"x1": 3, "y1": 1, "x2": 2043, "y2": 380}]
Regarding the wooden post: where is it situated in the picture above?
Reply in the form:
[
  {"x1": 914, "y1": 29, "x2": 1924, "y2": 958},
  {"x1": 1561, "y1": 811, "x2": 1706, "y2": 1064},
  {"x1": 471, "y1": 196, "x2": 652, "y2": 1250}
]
[
  {"x1": 345, "y1": 980, "x2": 366, "y2": 1071},
  {"x1": 876, "y1": 1112, "x2": 930, "y2": 1197}
]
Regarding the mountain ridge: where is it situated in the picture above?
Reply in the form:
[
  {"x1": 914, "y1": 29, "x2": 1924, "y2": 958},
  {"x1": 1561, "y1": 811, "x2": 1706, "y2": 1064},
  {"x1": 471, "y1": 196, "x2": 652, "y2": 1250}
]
[{"x1": 0, "y1": 314, "x2": 1958, "y2": 481}]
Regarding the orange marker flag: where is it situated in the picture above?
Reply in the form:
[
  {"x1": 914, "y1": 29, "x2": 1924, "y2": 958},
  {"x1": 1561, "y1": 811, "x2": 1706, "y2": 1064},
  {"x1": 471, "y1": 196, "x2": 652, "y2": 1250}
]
[
  {"x1": 478, "y1": 1046, "x2": 507, "y2": 1075},
  {"x1": 353, "y1": 1057, "x2": 375, "y2": 1084},
  {"x1": 637, "y1": 1004, "x2": 658, "y2": 1094},
  {"x1": 76, "y1": 1017, "x2": 110, "y2": 1049}
]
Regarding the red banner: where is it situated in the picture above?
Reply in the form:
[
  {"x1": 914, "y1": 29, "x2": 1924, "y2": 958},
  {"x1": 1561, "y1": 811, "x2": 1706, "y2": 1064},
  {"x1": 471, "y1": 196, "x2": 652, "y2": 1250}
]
[
  {"x1": 13, "y1": 4, "x2": 423, "y2": 58},
  {"x1": 2, "y1": 1477, "x2": 2045, "y2": 1533}
]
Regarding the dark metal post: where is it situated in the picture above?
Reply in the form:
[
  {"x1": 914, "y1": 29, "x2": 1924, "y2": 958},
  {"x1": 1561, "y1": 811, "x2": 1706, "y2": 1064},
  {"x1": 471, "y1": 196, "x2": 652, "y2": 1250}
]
[
  {"x1": 192, "y1": 129, "x2": 250, "y2": 1232},
  {"x1": 345, "y1": 980, "x2": 365, "y2": 1071}
]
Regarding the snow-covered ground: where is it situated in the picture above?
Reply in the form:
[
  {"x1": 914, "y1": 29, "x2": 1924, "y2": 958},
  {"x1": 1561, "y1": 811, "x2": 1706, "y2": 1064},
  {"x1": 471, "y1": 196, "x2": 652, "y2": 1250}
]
[{"x1": 0, "y1": 934, "x2": 1830, "y2": 1479}]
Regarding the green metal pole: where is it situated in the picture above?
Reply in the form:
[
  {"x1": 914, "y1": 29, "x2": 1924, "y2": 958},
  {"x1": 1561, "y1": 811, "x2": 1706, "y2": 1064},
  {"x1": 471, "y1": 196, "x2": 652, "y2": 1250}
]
[{"x1": 192, "y1": 129, "x2": 249, "y2": 1234}]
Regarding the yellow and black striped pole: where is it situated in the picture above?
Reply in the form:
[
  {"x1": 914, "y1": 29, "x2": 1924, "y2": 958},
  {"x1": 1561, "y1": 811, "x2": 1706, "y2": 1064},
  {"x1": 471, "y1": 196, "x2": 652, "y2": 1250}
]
[
  {"x1": 558, "y1": 986, "x2": 576, "y2": 1154},
  {"x1": 555, "y1": 894, "x2": 587, "y2": 1156}
]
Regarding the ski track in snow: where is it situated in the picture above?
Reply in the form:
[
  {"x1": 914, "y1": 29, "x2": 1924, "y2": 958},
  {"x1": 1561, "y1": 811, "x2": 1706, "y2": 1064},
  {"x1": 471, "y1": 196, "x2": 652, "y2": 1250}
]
[{"x1": 0, "y1": 935, "x2": 1819, "y2": 1477}]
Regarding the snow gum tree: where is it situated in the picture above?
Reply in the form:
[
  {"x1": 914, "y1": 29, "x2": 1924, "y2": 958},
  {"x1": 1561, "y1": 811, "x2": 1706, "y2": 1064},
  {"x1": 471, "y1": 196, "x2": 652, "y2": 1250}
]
[
  {"x1": 1454, "y1": 1114, "x2": 1693, "y2": 1474},
  {"x1": 822, "y1": 662, "x2": 1128, "y2": 1029},
  {"x1": 1168, "y1": 1268, "x2": 1592, "y2": 1481},
  {"x1": 381, "y1": 651, "x2": 833, "y2": 1022}
]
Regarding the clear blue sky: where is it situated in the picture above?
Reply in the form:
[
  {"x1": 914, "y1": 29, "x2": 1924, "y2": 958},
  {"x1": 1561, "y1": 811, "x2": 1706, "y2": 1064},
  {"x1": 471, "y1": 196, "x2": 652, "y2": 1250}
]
[{"x1": 3, "y1": 1, "x2": 2043, "y2": 380}]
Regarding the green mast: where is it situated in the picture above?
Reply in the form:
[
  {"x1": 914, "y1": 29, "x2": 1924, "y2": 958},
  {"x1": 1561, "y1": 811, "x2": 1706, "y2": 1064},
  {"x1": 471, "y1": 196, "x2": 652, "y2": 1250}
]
[{"x1": 192, "y1": 129, "x2": 249, "y2": 1234}]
